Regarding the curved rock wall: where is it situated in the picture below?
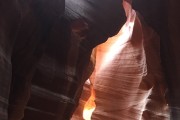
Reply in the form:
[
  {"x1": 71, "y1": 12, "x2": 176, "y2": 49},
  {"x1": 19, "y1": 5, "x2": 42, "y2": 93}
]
[
  {"x1": 1, "y1": 0, "x2": 179, "y2": 119},
  {"x1": 71, "y1": 1, "x2": 169, "y2": 119},
  {"x1": 0, "y1": 1, "x2": 21, "y2": 119}
]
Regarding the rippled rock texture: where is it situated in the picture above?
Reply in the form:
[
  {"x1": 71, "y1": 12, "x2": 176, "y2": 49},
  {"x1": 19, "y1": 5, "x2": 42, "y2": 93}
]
[
  {"x1": 72, "y1": 1, "x2": 169, "y2": 120},
  {"x1": 1, "y1": 0, "x2": 180, "y2": 119}
]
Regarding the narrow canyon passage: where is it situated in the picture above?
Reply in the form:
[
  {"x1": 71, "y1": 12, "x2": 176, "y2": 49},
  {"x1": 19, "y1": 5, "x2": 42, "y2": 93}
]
[{"x1": 1, "y1": 0, "x2": 180, "y2": 119}]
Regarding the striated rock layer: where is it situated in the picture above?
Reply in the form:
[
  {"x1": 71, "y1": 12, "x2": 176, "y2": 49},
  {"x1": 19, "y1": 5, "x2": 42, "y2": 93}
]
[{"x1": 72, "y1": 1, "x2": 169, "y2": 120}]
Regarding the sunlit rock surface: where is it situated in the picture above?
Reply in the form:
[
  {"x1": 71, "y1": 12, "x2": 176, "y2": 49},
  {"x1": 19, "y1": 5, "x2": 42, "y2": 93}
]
[
  {"x1": 1, "y1": 0, "x2": 180, "y2": 119},
  {"x1": 72, "y1": 1, "x2": 169, "y2": 120}
]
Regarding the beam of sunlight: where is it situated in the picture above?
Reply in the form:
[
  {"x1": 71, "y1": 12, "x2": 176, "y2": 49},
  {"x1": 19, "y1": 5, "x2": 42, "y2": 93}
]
[{"x1": 100, "y1": 11, "x2": 136, "y2": 71}]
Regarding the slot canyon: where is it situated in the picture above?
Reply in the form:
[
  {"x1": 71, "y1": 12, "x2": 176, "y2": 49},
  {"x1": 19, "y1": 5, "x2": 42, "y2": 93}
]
[{"x1": 0, "y1": 0, "x2": 180, "y2": 120}]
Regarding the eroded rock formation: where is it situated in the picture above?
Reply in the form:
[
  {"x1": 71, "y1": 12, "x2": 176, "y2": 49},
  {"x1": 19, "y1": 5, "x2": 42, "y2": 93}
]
[
  {"x1": 0, "y1": 0, "x2": 180, "y2": 120},
  {"x1": 1, "y1": 0, "x2": 126, "y2": 120},
  {"x1": 72, "y1": 1, "x2": 169, "y2": 119}
]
